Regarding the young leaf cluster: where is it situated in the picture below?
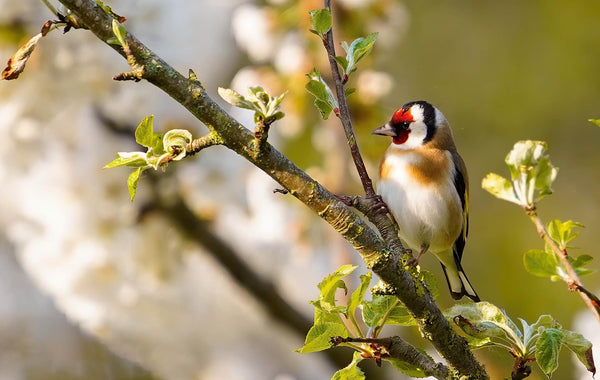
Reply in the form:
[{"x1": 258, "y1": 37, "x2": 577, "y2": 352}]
[
  {"x1": 104, "y1": 115, "x2": 192, "y2": 201},
  {"x1": 305, "y1": 69, "x2": 339, "y2": 120},
  {"x1": 334, "y1": 33, "x2": 378, "y2": 81},
  {"x1": 482, "y1": 140, "x2": 558, "y2": 209},
  {"x1": 523, "y1": 219, "x2": 594, "y2": 280},
  {"x1": 297, "y1": 265, "x2": 434, "y2": 379},
  {"x1": 305, "y1": 9, "x2": 378, "y2": 119},
  {"x1": 218, "y1": 86, "x2": 285, "y2": 126},
  {"x1": 445, "y1": 302, "x2": 596, "y2": 378}
]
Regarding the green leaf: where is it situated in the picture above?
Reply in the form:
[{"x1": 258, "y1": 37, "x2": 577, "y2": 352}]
[
  {"x1": 333, "y1": 56, "x2": 349, "y2": 73},
  {"x1": 571, "y1": 254, "x2": 593, "y2": 268},
  {"x1": 134, "y1": 115, "x2": 156, "y2": 148},
  {"x1": 127, "y1": 167, "x2": 146, "y2": 201},
  {"x1": 163, "y1": 129, "x2": 192, "y2": 161},
  {"x1": 331, "y1": 352, "x2": 364, "y2": 380},
  {"x1": 347, "y1": 272, "x2": 371, "y2": 319},
  {"x1": 343, "y1": 33, "x2": 378, "y2": 75},
  {"x1": 296, "y1": 322, "x2": 347, "y2": 353},
  {"x1": 111, "y1": 19, "x2": 127, "y2": 48},
  {"x1": 523, "y1": 249, "x2": 563, "y2": 279},
  {"x1": 306, "y1": 69, "x2": 338, "y2": 119},
  {"x1": 344, "y1": 87, "x2": 356, "y2": 97},
  {"x1": 387, "y1": 358, "x2": 427, "y2": 378},
  {"x1": 96, "y1": 0, "x2": 127, "y2": 22},
  {"x1": 589, "y1": 119, "x2": 600, "y2": 127},
  {"x1": 562, "y1": 330, "x2": 596, "y2": 375},
  {"x1": 481, "y1": 173, "x2": 520, "y2": 205},
  {"x1": 362, "y1": 295, "x2": 414, "y2": 327},
  {"x1": 546, "y1": 219, "x2": 584, "y2": 251},
  {"x1": 309, "y1": 9, "x2": 332, "y2": 36},
  {"x1": 217, "y1": 87, "x2": 256, "y2": 111},
  {"x1": 104, "y1": 152, "x2": 148, "y2": 169},
  {"x1": 536, "y1": 328, "x2": 564, "y2": 376},
  {"x1": 445, "y1": 302, "x2": 521, "y2": 344},
  {"x1": 312, "y1": 265, "x2": 356, "y2": 325}
]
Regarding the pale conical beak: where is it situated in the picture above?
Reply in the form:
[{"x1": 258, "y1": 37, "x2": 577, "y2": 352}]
[{"x1": 371, "y1": 123, "x2": 396, "y2": 137}]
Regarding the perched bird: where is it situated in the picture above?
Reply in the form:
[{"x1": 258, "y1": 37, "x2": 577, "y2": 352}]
[{"x1": 372, "y1": 100, "x2": 479, "y2": 302}]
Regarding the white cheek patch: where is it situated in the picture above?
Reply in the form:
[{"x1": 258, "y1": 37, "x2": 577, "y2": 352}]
[{"x1": 389, "y1": 120, "x2": 428, "y2": 150}]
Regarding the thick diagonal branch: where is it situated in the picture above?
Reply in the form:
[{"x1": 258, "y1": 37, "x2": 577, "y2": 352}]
[{"x1": 54, "y1": 1, "x2": 487, "y2": 377}]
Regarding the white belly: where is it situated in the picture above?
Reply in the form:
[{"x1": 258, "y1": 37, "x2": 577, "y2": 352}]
[{"x1": 377, "y1": 153, "x2": 462, "y2": 254}]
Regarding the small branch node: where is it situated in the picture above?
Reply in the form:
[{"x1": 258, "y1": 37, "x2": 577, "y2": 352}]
[
  {"x1": 186, "y1": 133, "x2": 220, "y2": 156},
  {"x1": 273, "y1": 188, "x2": 289, "y2": 195},
  {"x1": 253, "y1": 119, "x2": 272, "y2": 158},
  {"x1": 113, "y1": 69, "x2": 143, "y2": 82}
]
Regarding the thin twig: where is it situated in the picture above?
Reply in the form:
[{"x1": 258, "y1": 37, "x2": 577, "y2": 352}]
[
  {"x1": 322, "y1": 0, "x2": 375, "y2": 198},
  {"x1": 186, "y1": 132, "x2": 221, "y2": 156},
  {"x1": 526, "y1": 208, "x2": 600, "y2": 323},
  {"x1": 332, "y1": 336, "x2": 450, "y2": 380}
]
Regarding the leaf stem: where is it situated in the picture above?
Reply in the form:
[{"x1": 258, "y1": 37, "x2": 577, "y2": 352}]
[{"x1": 373, "y1": 298, "x2": 399, "y2": 338}]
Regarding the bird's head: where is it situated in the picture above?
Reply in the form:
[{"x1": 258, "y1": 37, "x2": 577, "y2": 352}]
[{"x1": 372, "y1": 100, "x2": 448, "y2": 149}]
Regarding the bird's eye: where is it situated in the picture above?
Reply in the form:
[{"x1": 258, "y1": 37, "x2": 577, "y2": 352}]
[{"x1": 400, "y1": 121, "x2": 410, "y2": 129}]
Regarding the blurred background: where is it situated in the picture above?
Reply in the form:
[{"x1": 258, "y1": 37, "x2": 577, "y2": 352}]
[{"x1": 0, "y1": 0, "x2": 598, "y2": 379}]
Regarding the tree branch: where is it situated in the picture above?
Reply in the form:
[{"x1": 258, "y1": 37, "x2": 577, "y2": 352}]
[
  {"x1": 52, "y1": 1, "x2": 487, "y2": 377},
  {"x1": 526, "y1": 208, "x2": 600, "y2": 322},
  {"x1": 322, "y1": 0, "x2": 375, "y2": 199},
  {"x1": 333, "y1": 336, "x2": 450, "y2": 380}
]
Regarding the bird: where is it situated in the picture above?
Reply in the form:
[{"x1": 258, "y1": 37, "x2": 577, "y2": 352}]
[{"x1": 372, "y1": 100, "x2": 479, "y2": 302}]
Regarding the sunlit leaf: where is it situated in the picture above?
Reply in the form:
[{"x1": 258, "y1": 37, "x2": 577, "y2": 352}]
[
  {"x1": 347, "y1": 272, "x2": 371, "y2": 319},
  {"x1": 331, "y1": 352, "x2": 364, "y2": 380},
  {"x1": 306, "y1": 69, "x2": 338, "y2": 119},
  {"x1": 295, "y1": 322, "x2": 347, "y2": 353},
  {"x1": 217, "y1": 87, "x2": 256, "y2": 110},
  {"x1": 481, "y1": 173, "x2": 520, "y2": 205},
  {"x1": 536, "y1": 328, "x2": 564, "y2": 376},
  {"x1": 523, "y1": 249, "x2": 563, "y2": 279},
  {"x1": 343, "y1": 33, "x2": 378, "y2": 75},
  {"x1": 563, "y1": 330, "x2": 596, "y2": 375},
  {"x1": 111, "y1": 19, "x2": 127, "y2": 48},
  {"x1": 588, "y1": 119, "x2": 600, "y2": 127},
  {"x1": 127, "y1": 167, "x2": 146, "y2": 201},
  {"x1": 104, "y1": 152, "x2": 148, "y2": 169},
  {"x1": 311, "y1": 264, "x2": 356, "y2": 325},
  {"x1": 362, "y1": 295, "x2": 414, "y2": 327},
  {"x1": 308, "y1": 9, "x2": 332, "y2": 36},
  {"x1": 135, "y1": 115, "x2": 156, "y2": 147},
  {"x1": 546, "y1": 219, "x2": 584, "y2": 251}
]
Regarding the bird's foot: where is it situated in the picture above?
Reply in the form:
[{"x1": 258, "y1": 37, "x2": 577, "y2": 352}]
[{"x1": 366, "y1": 194, "x2": 388, "y2": 216}]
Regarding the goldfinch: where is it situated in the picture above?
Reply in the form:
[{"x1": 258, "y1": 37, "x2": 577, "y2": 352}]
[{"x1": 372, "y1": 101, "x2": 479, "y2": 302}]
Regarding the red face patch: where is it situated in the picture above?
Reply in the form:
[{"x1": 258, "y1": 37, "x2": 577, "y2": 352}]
[
  {"x1": 392, "y1": 130, "x2": 410, "y2": 145},
  {"x1": 391, "y1": 107, "x2": 413, "y2": 125}
]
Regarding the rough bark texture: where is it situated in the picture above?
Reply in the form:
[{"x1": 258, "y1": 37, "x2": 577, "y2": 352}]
[{"x1": 54, "y1": 1, "x2": 488, "y2": 377}]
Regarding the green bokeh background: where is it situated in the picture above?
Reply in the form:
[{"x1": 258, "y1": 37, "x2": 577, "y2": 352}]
[{"x1": 353, "y1": 1, "x2": 600, "y2": 377}]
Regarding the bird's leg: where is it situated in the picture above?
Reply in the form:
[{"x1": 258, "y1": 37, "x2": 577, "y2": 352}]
[{"x1": 406, "y1": 244, "x2": 428, "y2": 267}]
